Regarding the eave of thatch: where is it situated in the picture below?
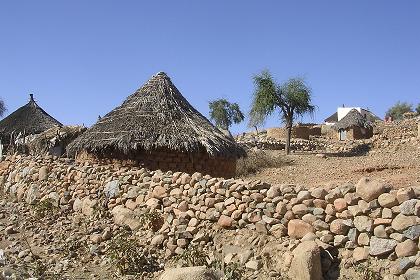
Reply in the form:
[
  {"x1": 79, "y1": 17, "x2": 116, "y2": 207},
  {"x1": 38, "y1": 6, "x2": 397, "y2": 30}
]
[
  {"x1": 0, "y1": 95, "x2": 62, "y2": 137},
  {"x1": 324, "y1": 112, "x2": 338, "y2": 123},
  {"x1": 67, "y1": 72, "x2": 245, "y2": 158},
  {"x1": 332, "y1": 109, "x2": 372, "y2": 131}
]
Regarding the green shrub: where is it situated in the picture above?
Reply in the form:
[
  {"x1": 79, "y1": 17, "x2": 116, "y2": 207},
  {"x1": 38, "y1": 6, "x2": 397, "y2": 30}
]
[{"x1": 108, "y1": 230, "x2": 160, "y2": 275}]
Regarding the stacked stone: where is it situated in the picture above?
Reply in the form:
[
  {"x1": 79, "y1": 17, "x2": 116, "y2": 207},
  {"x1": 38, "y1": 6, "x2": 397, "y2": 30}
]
[
  {"x1": 236, "y1": 132, "x2": 323, "y2": 151},
  {"x1": 1, "y1": 155, "x2": 419, "y2": 278}
]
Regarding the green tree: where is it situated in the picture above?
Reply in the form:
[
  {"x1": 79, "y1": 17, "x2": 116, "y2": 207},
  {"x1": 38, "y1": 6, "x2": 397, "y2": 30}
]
[
  {"x1": 209, "y1": 98, "x2": 244, "y2": 131},
  {"x1": 416, "y1": 103, "x2": 420, "y2": 115},
  {"x1": 386, "y1": 101, "x2": 413, "y2": 120},
  {"x1": 0, "y1": 98, "x2": 6, "y2": 117},
  {"x1": 249, "y1": 70, "x2": 314, "y2": 155}
]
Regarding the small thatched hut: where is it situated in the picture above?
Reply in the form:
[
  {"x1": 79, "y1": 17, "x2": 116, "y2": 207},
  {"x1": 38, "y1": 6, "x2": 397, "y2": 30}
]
[
  {"x1": 0, "y1": 94, "x2": 62, "y2": 147},
  {"x1": 68, "y1": 72, "x2": 245, "y2": 178},
  {"x1": 27, "y1": 126, "x2": 87, "y2": 156},
  {"x1": 333, "y1": 109, "x2": 373, "y2": 140}
]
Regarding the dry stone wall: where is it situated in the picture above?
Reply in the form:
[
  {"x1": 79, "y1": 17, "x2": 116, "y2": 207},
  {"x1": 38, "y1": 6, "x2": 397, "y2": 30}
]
[{"x1": 1, "y1": 155, "x2": 420, "y2": 278}]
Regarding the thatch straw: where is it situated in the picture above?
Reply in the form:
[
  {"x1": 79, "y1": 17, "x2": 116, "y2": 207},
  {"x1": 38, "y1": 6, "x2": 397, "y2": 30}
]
[
  {"x1": 333, "y1": 109, "x2": 372, "y2": 130},
  {"x1": 67, "y1": 72, "x2": 245, "y2": 158},
  {"x1": 0, "y1": 94, "x2": 62, "y2": 137},
  {"x1": 27, "y1": 125, "x2": 86, "y2": 155}
]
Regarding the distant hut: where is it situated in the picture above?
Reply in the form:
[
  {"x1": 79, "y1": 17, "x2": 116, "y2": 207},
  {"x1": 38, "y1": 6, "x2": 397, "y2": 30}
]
[
  {"x1": 0, "y1": 94, "x2": 62, "y2": 151},
  {"x1": 68, "y1": 72, "x2": 245, "y2": 178},
  {"x1": 27, "y1": 125, "x2": 87, "y2": 156},
  {"x1": 333, "y1": 109, "x2": 373, "y2": 140}
]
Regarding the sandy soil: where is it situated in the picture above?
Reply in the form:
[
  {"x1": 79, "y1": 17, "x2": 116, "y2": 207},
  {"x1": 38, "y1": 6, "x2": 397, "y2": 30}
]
[{"x1": 244, "y1": 142, "x2": 420, "y2": 189}]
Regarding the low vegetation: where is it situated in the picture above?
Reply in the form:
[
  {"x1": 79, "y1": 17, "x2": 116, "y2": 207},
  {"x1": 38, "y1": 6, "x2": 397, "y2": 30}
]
[{"x1": 236, "y1": 149, "x2": 289, "y2": 176}]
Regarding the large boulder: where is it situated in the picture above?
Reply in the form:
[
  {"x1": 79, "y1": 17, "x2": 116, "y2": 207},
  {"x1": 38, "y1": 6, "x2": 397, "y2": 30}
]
[
  {"x1": 111, "y1": 205, "x2": 141, "y2": 230},
  {"x1": 355, "y1": 177, "x2": 387, "y2": 202},
  {"x1": 289, "y1": 241, "x2": 322, "y2": 280},
  {"x1": 159, "y1": 266, "x2": 221, "y2": 280}
]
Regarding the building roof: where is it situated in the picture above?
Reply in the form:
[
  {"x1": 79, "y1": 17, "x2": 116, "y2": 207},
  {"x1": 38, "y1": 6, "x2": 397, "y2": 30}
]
[
  {"x1": 324, "y1": 108, "x2": 381, "y2": 124},
  {"x1": 324, "y1": 112, "x2": 338, "y2": 123},
  {"x1": 0, "y1": 94, "x2": 62, "y2": 137},
  {"x1": 332, "y1": 109, "x2": 373, "y2": 130},
  {"x1": 67, "y1": 72, "x2": 245, "y2": 158}
]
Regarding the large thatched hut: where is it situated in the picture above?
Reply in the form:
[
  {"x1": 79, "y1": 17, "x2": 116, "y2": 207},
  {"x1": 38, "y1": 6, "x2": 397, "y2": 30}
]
[
  {"x1": 333, "y1": 109, "x2": 373, "y2": 140},
  {"x1": 0, "y1": 94, "x2": 62, "y2": 145},
  {"x1": 68, "y1": 72, "x2": 245, "y2": 178}
]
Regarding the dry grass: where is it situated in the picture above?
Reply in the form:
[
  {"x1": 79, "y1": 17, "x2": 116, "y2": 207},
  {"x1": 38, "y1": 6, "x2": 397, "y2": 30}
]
[{"x1": 236, "y1": 149, "x2": 291, "y2": 177}]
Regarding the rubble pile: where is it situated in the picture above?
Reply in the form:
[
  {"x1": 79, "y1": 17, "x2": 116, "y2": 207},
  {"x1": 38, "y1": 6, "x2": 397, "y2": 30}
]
[{"x1": 0, "y1": 155, "x2": 419, "y2": 279}]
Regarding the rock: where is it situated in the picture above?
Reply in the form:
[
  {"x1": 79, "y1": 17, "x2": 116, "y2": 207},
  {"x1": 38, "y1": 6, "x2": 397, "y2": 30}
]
[
  {"x1": 158, "y1": 266, "x2": 220, "y2": 280},
  {"x1": 334, "y1": 198, "x2": 347, "y2": 212},
  {"x1": 178, "y1": 201, "x2": 189, "y2": 212},
  {"x1": 311, "y1": 188, "x2": 327, "y2": 199},
  {"x1": 288, "y1": 219, "x2": 314, "y2": 239},
  {"x1": 152, "y1": 186, "x2": 168, "y2": 199},
  {"x1": 151, "y1": 234, "x2": 166, "y2": 247},
  {"x1": 104, "y1": 180, "x2": 120, "y2": 199},
  {"x1": 289, "y1": 241, "x2": 322, "y2": 280},
  {"x1": 38, "y1": 166, "x2": 49, "y2": 180},
  {"x1": 403, "y1": 225, "x2": 420, "y2": 240},
  {"x1": 405, "y1": 268, "x2": 420, "y2": 280},
  {"x1": 292, "y1": 204, "x2": 308, "y2": 216},
  {"x1": 373, "y1": 225, "x2": 388, "y2": 238},
  {"x1": 396, "y1": 188, "x2": 415, "y2": 204},
  {"x1": 378, "y1": 193, "x2": 398, "y2": 208},
  {"x1": 245, "y1": 259, "x2": 262, "y2": 271},
  {"x1": 400, "y1": 199, "x2": 418, "y2": 215},
  {"x1": 353, "y1": 247, "x2": 369, "y2": 261},
  {"x1": 354, "y1": 216, "x2": 373, "y2": 232},
  {"x1": 111, "y1": 205, "x2": 141, "y2": 230},
  {"x1": 357, "y1": 233, "x2": 370, "y2": 246},
  {"x1": 267, "y1": 186, "x2": 280, "y2": 199},
  {"x1": 72, "y1": 197, "x2": 82, "y2": 212},
  {"x1": 90, "y1": 234, "x2": 102, "y2": 244},
  {"x1": 356, "y1": 177, "x2": 387, "y2": 202},
  {"x1": 218, "y1": 215, "x2": 233, "y2": 228},
  {"x1": 395, "y1": 240, "x2": 418, "y2": 257},
  {"x1": 330, "y1": 219, "x2": 349, "y2": 235},
  {"x1": 81, "y1": 197, "x2": 97, "y2": 216},
  {"x1": 369, "y1": 236, "x2": 397, "y2": 256},
  {"x1": 5, "y1": 226, "x2": 17, "y2": 235},
  {"x1": 392, "y1": 214, "x2": 417, "y2": 231},
  {"x1": 25, "y1": 184, "x2": 39, "y2": 205},
  {"x1": 390, "y1": 258, "x2": 414, "y2": 275}
]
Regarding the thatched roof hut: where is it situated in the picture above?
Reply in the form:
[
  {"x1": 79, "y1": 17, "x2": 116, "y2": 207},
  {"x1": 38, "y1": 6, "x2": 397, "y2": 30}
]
[
  {"x1": 0, "y1": 94, "x2": 62, "y2": 139},
  {"x1": 332, "y1": 109, "x2": 372, "y2": 131},
  {"x1": 68, "y1": 72, "x2": 245, "y2": 177},
  {"x1": 27, "y1": 125, "x2": 87, "y2": 156},
  {"x1": 333, "y1": 109, "x2": 373, "y2": 140}
]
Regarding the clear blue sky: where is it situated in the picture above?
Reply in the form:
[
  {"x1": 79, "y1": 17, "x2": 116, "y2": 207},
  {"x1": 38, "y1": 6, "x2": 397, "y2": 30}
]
[{"x1": 1, "y1": 1, "x2": 419, "y2": 134}]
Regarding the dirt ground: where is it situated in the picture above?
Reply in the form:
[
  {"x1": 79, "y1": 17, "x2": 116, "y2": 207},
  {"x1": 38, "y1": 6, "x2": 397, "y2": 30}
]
[{"x1": 243, "y1": 141, "x2": 420, "y2": 189}]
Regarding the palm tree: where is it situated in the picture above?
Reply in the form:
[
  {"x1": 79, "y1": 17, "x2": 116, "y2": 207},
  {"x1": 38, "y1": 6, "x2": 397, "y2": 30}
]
[
  {"x1": 209, "y1": 98, "x2": 244, "y2": 133},
  {"x1": 249, "y1": 70, "x2": 315, "y2": 155}
]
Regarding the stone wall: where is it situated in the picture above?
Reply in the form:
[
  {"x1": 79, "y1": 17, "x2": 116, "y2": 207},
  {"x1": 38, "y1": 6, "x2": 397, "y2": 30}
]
[
  {"x1": 266, "y1": 126, "x2": 321, "y2": 140},
  {"x1": 76, "y1": 149, "x2": 237, "y2": 179},
  {"x1": 1, "y1": 155, "x2": 419, "y2": 278}
]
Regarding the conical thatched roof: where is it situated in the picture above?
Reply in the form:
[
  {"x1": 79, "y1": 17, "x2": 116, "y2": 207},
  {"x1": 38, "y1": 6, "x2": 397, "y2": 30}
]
[
  {"x1": 0, "y1": 94, "x2": 62, "y2": 137},
  {"x1": 333, "y1": 109, "x2": 372, "y2": 130},
  {"x1": 68, "y1": 72, "x2": 245, "y2": 158}
]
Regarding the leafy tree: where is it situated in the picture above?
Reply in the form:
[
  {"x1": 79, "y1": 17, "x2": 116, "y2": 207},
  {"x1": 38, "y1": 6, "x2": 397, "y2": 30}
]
[
  {"x1": 209, "y1": 98, "x2": 244, "y2": 131},
  {"x1": 385, "y1": 101, "x2": 413, "y2": 120},
  {"x1": 416, "y1": 103, "x2": 420, "y2": 115},
  {"x1": 249, "y1": 70, "x2": 314, "y2": 155},
  {"x1": 0, "y1": 98, "x2": 5, "y2": 117}
]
